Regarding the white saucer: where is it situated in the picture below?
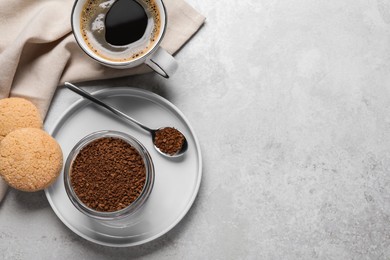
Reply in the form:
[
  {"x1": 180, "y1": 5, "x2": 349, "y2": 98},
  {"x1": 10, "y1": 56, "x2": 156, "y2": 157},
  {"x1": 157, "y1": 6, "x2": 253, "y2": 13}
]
[{"x1": 45, "y1": 87, "x2": 202, "y2": 247}]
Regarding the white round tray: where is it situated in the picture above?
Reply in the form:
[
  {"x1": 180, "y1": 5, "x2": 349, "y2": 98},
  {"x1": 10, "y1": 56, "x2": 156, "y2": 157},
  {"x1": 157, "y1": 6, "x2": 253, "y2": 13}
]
[{"x1": 45, "y1": 87, "x2": 202, "y2": 247}]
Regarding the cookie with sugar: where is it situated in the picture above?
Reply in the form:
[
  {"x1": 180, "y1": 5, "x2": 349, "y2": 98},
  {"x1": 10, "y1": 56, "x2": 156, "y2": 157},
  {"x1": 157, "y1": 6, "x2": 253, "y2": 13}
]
[{"x1": 0, "y1": 128, "x2": 63, "y2": 192}]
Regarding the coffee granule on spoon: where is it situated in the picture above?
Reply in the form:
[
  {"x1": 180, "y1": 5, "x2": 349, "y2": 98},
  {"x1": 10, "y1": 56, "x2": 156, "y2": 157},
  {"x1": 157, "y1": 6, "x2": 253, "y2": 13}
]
[
  {"x1": 154, "y1": 127, "x2": 185, "y2": 155},
  {"x1": 70, "y1": 137, "x2": 146, "y2": 212}
]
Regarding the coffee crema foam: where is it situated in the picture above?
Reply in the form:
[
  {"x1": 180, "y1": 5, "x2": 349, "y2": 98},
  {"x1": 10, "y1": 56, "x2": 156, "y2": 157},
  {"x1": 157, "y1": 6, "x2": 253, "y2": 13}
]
[{"x1": 80, "y1": 0, "x2": 161, "y2": 62}]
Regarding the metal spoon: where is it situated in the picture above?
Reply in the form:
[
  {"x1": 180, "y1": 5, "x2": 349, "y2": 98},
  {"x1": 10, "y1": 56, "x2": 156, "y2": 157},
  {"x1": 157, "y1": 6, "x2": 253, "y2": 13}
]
[{"x1": 64, "y1": 82, "x2": 188, "y2": 157}]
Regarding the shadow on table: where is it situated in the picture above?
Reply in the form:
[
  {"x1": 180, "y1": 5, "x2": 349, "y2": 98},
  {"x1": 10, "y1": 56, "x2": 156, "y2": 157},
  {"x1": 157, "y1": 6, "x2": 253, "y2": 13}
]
[{"x1": 12, "y1": 189, "x2": 50, "y2": 211}]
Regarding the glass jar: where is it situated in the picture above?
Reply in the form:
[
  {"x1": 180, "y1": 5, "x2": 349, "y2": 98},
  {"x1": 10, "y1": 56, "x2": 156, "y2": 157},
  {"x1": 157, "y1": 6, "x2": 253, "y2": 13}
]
[{"x1": 64, "y1": 130, "x2": 154, "y2": 221}]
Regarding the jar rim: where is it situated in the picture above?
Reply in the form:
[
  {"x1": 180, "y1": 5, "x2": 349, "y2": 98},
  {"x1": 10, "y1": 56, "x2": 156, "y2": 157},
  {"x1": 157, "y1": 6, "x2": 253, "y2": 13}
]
[{"x1": 64, "y1": 130, "x2": 154, "y2": 220}]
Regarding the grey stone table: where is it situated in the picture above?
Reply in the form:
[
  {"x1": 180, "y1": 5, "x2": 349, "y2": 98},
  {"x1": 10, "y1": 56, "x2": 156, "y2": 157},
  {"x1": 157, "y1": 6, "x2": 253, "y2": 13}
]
[{"x1": 1, "y1": 0, "x2": 390, "y2": 259}]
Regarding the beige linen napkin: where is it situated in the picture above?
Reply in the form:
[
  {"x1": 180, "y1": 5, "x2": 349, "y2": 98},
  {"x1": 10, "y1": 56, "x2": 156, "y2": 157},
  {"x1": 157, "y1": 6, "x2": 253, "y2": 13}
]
[{"x1": 0, "y1": 0, "x2": 205, "y2": 202}]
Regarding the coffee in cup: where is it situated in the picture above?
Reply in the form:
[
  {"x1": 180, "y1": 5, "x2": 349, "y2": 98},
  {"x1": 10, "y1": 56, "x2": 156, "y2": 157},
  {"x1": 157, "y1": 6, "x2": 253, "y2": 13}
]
[{"x1": 71, "y1": 0, "x2": 178, "y2": 78}]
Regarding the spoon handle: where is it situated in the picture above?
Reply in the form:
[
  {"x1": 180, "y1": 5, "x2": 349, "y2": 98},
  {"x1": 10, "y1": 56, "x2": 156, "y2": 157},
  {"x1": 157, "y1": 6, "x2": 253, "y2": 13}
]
[{"x1": 64, "y1": 82, "x2": 152, "y2": 133}]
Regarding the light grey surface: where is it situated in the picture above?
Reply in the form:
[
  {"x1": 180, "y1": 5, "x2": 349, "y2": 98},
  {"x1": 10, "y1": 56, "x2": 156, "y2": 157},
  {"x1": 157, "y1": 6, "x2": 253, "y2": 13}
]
[{"x1": 2, "y1": 0, "x2": 390, "y2": 259}]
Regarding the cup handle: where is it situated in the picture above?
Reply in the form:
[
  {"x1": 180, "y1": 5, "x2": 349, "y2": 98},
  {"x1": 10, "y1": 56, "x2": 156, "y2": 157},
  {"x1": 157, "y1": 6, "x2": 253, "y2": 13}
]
[{"x1": 145, "y1": 47, "x2": 178, "y2": 78}]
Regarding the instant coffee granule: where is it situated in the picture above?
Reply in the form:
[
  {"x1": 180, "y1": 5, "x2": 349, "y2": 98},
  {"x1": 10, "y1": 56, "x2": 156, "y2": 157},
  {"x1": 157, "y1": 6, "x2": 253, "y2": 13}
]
[
  {"x1": 70, "y1": 137, "x2": 146, "y2": 212},
  {"x1": 154, "y1": 127, "x2": 185, "y2": 155}
]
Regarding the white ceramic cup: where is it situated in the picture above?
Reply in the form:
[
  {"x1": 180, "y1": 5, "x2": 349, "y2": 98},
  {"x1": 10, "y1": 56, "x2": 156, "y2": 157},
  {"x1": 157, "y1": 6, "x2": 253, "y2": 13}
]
[{"x1": 71, "y1": 0, "x2": 178, "y2": 78}]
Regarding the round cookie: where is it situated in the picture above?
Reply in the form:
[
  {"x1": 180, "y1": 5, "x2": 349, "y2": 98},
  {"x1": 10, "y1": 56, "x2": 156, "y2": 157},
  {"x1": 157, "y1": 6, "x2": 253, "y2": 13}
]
[
  {"x1": 0, "y1": 97, "x2": 43, "y2": 142},
  {"x1": 0, "y1": 128, "x2": 63, "y2": 192}
]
